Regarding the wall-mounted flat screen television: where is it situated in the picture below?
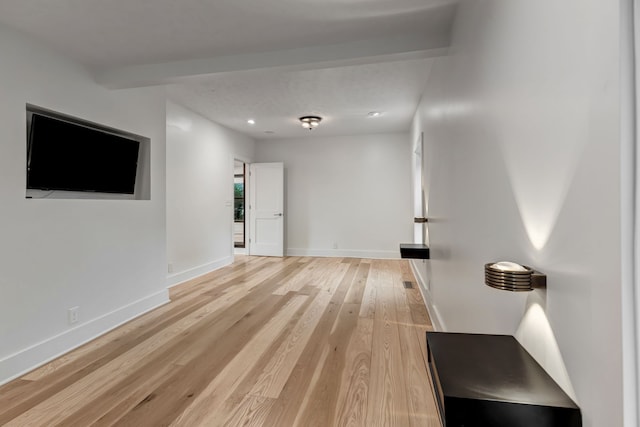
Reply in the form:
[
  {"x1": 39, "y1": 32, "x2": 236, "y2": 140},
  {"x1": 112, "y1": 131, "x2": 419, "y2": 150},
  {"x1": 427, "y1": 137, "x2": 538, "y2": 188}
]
[{"x1": 27, "y1": 113, "x2": 140, "y2": 195}]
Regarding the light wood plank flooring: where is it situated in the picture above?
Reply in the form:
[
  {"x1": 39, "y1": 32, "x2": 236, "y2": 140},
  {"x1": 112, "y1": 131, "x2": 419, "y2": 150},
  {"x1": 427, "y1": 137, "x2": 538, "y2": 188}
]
[{"x1": 0, "y1": 256, "x2": 441, "y2": 426}]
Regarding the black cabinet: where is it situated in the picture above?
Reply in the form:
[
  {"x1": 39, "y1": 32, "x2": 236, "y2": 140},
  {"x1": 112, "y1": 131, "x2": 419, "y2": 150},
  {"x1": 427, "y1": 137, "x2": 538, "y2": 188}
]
[
  {"x1": 399, "y1": 243, "x2": 430, "y2": 259},
  {"x1": 426, "y1": 332, "x2": 581, "y2": 427}
]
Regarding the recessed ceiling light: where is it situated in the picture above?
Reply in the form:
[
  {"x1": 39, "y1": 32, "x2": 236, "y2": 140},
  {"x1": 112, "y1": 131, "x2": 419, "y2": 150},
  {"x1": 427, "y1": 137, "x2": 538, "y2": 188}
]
[
  {"x1": 247, "y1": 119, "x2": 256, "y2": 125},
  {"x1": 264, "y1": 131, "x2": 275, "y2": 134},
  {"x1": 367, "y1": 111, "x2": 383, "y2": 118}
]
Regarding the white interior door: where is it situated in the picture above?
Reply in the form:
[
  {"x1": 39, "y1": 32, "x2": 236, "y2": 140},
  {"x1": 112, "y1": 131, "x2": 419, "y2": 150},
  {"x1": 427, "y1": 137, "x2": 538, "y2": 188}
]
[{"x1": 249, "y1": 162, "x2": 284, "y2": 257}]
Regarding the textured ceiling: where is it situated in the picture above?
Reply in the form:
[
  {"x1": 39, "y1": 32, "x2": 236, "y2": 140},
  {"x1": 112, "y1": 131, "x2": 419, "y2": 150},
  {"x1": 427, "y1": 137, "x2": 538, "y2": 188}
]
[
  {"x1": 0, "y1": 0, "x2": 457, "y2": 139},
  {"x1": 167, "y1": 59, "x2": 434, "y2": 139}
]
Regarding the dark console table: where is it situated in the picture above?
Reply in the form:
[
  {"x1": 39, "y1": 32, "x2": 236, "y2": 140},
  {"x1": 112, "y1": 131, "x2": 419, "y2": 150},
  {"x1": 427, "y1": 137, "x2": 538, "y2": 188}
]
[
  {"x1": 426, "y1": 332, "x2": 581, "y2": 427},
  {"x1": 399, "y1": 243, "x2": 430, "y2": 259}
]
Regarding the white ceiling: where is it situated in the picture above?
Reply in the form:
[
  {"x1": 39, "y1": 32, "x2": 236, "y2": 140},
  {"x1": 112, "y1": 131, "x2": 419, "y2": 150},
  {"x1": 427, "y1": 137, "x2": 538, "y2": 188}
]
[
  {"x1": 167, "y1": 59, "x2": 435, "y2": 139},
  {"x1": 0, "y1": 0, "x2": 458, "y2": 139}
]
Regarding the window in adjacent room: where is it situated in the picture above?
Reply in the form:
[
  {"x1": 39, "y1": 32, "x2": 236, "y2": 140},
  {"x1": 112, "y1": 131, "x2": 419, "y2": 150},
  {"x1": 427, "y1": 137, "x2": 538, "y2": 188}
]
[{"x1": 234, "y1": 161, "x2": 246, "y2": 248}]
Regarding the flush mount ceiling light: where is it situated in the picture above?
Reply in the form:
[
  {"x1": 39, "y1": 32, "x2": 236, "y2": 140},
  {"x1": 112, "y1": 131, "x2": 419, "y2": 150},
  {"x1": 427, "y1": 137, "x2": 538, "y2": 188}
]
[
  {"x1": 247, "y1": 119, "x2": 256, "y2": 125},
  {"x1": 484, "y1": 261, "x2": 546, "y2": 292},
  {"x1": 299, "y1": 116, "x2": 322, "y2": 130},
  {"x1": 367, "y1": 111, "x2": 383, "y2": 118}
]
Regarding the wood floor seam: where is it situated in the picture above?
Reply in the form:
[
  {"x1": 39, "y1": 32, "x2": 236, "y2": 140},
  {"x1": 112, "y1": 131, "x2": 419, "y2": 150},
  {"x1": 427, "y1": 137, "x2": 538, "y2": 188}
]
[{"x1": 0, "y1": 256, "x2": 440, "y2": 427}]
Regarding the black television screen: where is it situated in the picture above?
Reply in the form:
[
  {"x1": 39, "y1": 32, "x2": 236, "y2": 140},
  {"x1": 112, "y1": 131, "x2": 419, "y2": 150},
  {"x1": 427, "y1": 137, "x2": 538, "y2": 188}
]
[{"x1": 27, "y1": 113, "x2": 140, "y2": 194}]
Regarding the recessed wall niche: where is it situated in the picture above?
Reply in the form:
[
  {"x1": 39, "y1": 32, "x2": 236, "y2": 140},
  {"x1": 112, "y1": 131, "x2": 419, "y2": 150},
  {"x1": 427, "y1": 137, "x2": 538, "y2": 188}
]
[{"x1": 25, "y1": 104, "x2": 151, "y2": 200}]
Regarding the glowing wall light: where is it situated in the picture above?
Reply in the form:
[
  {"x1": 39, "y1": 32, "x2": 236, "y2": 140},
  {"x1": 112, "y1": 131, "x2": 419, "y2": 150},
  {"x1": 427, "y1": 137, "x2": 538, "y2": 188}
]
[
  {"x1": 515, "y1": 301, "x2": 578, "y2": 401},
  {"x1": 485, "y1": 261, "x2": 546, "y2": 292}
]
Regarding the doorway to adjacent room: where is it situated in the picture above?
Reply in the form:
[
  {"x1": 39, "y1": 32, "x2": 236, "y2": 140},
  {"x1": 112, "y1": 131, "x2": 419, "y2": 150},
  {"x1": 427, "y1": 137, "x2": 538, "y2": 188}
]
[{"x1": 234, "y1": 160, "x2": 246, "y2": 250}]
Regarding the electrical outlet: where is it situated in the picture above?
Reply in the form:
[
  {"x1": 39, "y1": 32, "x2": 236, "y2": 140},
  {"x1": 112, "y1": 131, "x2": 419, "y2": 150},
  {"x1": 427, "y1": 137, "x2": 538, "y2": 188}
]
[
  {"x1": 332, "y1": 242, "x2": 338, "y2": 249},
  {"x1": 68, "y1": 307, "x2": 79, "y2": 324},
  {"x1": 168, "y1": 263, "x2": 174, "y2": 273}
]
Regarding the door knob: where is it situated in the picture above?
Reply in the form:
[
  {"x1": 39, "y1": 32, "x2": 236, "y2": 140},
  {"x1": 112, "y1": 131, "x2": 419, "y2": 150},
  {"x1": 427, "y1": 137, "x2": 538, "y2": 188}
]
[{"x1": 274, "y1": 213, "x2": 283, "y2": 217}]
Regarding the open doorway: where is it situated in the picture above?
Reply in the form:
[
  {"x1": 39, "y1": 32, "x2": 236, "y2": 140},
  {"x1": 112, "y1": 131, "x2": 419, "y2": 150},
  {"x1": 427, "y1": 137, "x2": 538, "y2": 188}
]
[{"x1": 234, "y1": 160, "x2": 246, "y2": 251}]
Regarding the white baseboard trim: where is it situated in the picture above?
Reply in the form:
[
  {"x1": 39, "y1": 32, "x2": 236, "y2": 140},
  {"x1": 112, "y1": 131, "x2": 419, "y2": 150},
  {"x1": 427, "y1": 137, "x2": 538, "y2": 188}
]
[
  {"x1": 285, "y1": 248, "x2": 399, "y2": 259},
  {"x1": 167, "y1": 256, "x2": 233, "y2": 288},
  {"x1": 409, "y1": 259, "x2": 445, "y2": 331},
  {"x1": 411, "y1": 259, "x2": 428, "y2": 292},
  {"x1": 0, "y1": 289, "x2": 169, "y2": 386}
]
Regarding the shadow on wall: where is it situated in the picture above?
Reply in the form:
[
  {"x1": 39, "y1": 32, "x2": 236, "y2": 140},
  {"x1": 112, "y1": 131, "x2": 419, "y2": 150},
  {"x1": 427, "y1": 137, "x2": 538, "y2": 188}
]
[
  {"x1": 499, "y1": 104, "x2": 587, "y2": 403},
  {"x1": 498, "y1": 85, "x2": 588, "y2": 253},
  {"x1": 501, "y1": 131, "x2": 585, "y2": 403}
]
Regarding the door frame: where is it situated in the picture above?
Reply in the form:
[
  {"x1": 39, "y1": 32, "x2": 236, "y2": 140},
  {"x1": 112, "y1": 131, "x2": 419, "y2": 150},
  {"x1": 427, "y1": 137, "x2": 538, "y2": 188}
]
[
  {"x1": 622, "y1": 1, "x2": 639, "y2": 425},
  {"x1": 232, "y1": 155, "x2": 252, "y2": 257}
]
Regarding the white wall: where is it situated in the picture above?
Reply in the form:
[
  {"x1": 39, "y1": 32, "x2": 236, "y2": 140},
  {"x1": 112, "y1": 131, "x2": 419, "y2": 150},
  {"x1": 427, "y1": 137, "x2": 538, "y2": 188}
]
[
  {"x1": 256, "y1": 134, "x2": 412, "y2": 258},
  {"x1": 411, "y1": 1, "x2": 621, "y2": 426},
  {"x1": 623, "y1": 1, "x2": 640, "y2": 424},
  {"x1": 0, "y1": 25, "x2": 168, "y2": 384},
  {"x1": 166, "y1": 101, "x2": 255, "y2": 286}
]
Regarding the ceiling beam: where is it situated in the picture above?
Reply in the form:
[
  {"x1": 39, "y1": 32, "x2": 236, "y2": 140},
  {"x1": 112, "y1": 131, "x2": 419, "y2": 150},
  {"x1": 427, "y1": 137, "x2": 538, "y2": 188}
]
[{"x1": 95, "y1": 33, "x2": 449, "y2": 89}]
